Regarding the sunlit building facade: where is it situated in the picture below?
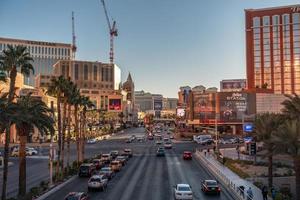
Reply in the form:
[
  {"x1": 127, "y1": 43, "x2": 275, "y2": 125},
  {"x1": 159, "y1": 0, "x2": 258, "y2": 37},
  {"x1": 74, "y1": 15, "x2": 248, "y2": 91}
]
[
  {"x1": 245, "y1": 5, "x2": 300, "y2": 94},
  {"x1": 0, "y1": 37, "x2": 72, "y2": 86}
]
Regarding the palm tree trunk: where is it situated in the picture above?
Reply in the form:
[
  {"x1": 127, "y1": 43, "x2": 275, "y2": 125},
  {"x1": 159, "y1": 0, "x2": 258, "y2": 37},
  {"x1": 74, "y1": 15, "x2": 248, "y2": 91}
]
[
  {"x1": 1, "y1": 67, "x2": 17, "y2": 200},
  {"x1": 56, "y1": 95, "x2": 62, "y2": 178},
  {"x1": 1, "y1": 126, "x2": 10, "y2": 200},
  {"x1": 66, "y1": 104, "x2": 71, "y2": 170},
  {"x1": 268, "y1": 154, "x2": 273, "y2": 188},
  {"x1": 294, "y1": 155, "x2": 300, "y2": 200},
  {"x1": 82, "y1": 109, "x2": 86, "y2": 161},
  {"x1": 18, "y1": 134, "x2": 27, "y2": 197},
  {"x1": 74, "y1": 105, "x2": 80, "y2": 164},
  {"x1": 60, "y1": 100, "x2": 67, "y2": 176},
  {"x1": 79, "y1": 112, "x2": 83, "y2": 162}
]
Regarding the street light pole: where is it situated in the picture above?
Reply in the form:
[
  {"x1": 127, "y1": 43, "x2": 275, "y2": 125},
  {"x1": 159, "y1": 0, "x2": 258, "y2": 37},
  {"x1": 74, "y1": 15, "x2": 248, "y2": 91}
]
[{"x1": 215, "y1": 94, "x2": 219, "y2": 152}]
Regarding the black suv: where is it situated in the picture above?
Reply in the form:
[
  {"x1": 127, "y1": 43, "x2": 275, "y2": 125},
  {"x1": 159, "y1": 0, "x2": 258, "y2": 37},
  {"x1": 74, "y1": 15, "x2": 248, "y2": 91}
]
[{"x1": 78, "y1": 163, "x2": 96, "y2": 177}]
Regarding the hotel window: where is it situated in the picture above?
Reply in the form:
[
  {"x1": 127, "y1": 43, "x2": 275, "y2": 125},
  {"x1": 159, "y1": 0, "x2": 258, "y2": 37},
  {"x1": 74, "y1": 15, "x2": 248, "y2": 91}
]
[
  {"x1": 35, "y1": 46, "x2": 37, "y2": 54},
  {"x1": 58, "y1": 48, "x2": 61, "y2": 56},
  {"x1": 84, "y1": 64, "x2": 88, "y2": 80},
  {"x1": 75, "y1": 64, "x2": 79, "y2": 80},
  {"x1": 52, "y1": 48, "x2": 54, "y2": 55},
  {"x1": 94, "y1": 65, "x2": 97, "y2": 81},
  {"x1": 45, "y1": 47, "x2": 47, "y2": 54},
  {"x1": 101, "y1": 67, "x2": 104, "y2": 81},
  {"x1": 253, "y1": 17, "x2": 260, "y2": 27},
  {"x1": 62, "y1": 65, "x2": 66, "y2": 76},
  {"x1": 55, "y1": 48, "x2": 57, "y2": 55},
  {"x1": 263, "y1": 16, "x2": 270, "y2": 26}
]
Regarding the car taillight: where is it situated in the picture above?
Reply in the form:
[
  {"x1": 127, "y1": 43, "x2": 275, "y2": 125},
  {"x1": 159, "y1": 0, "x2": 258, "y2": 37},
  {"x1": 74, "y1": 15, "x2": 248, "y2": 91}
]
[{"x1": 217, "y1": 187, "x2": 221, "y2": 192}]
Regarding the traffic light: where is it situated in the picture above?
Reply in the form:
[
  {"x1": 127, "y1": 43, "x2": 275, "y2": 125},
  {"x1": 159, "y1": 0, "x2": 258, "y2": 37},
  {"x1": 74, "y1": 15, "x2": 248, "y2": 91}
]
[{"x1": 249, "y1": 142, "x2": 256, "y2": 155}]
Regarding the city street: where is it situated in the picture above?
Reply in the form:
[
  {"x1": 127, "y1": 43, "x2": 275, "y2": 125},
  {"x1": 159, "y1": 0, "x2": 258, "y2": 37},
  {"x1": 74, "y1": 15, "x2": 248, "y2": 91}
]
[{"x1": 42, "y1": 127, "x2": 233, "y2": 200}]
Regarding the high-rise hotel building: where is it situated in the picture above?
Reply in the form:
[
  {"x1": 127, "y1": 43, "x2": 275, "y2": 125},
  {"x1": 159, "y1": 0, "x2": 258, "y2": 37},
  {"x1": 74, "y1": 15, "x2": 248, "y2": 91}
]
[
  {"x1": 0, "y1": 37, "x2": 72, "y2": 86},
  {"x1": 245, "y1": 5, "x2": 300, "y2": 94}
]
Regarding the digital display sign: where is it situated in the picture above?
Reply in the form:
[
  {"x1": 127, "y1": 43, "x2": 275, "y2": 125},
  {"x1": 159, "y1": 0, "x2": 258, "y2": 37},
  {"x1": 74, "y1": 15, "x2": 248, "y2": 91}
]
[
  {"x1": 109, "y1": 99, "x2": 121, "y2": 111},
  {"x1": 243, "y1": 124, "x2": 253, "y2": 132},
  {"x1": 154, "y1": 100, "x2": 162, "y2": 111},
  {"x1": 177, "y1": 108, "x2": 185, "y2": 117}
]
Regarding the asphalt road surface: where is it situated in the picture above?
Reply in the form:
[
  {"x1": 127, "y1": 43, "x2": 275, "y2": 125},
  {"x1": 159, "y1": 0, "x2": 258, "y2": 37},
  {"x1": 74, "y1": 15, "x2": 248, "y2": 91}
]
[{"x1": 43, "y1": 127, "x2": 234, "y2": 200}]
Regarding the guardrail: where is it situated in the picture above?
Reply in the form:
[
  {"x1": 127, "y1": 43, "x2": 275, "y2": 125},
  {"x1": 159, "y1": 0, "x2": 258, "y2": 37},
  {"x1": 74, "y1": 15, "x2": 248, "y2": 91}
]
[{"x1": 195, "y1": 149, "x2": 254, "y2": 200}]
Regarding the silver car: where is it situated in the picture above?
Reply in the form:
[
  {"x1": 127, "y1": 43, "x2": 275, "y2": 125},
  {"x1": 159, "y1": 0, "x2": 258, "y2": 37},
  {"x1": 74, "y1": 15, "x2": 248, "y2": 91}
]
[{"x1": 87, "y1": 175, "x2": 108, "y2": 191}]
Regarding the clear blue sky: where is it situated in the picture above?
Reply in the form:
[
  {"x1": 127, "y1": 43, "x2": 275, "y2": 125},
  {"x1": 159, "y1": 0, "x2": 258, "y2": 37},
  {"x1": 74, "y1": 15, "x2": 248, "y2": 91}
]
[{"x1": 0, "y1": 0, "x2": 299, "y2": 98}]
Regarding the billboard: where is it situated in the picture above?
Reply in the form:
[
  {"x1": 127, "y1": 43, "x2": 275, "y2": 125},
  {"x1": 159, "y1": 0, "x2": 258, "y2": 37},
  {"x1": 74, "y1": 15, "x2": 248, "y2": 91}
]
[
  {"x1": 154, "y1": 100, "x2": 162, "y2": 111},
  {"x1": 193, "y1": 92, "x2": 216, "y2": 121},
  {"x1": 176, "y1": 108, "x2": 185, "y2": 117},
  {"x1": 219, "y1": 92, "x2": 248, "y2": 122},
  {"x1": 220, "y1": 79, "x2": 246, "y2": 92},
  {"x1": 108, "y1": 99, "x2": 122, "y2": 111}
]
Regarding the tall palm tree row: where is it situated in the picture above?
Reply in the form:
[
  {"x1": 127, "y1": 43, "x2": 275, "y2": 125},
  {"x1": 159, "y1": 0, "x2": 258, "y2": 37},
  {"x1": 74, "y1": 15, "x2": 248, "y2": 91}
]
[{"x1": 0, "y1": 45, "x2": 34, "y2": 200}]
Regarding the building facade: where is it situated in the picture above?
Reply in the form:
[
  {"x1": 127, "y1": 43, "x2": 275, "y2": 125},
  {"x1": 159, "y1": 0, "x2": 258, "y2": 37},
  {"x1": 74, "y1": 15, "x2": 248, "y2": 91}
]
[
  {"x1": 220, "y1": 79, "x2": 247, "y2": 92},
  {"x1": 0, "y1": 37, "x2": 72, "y2": 86},
  {"x1": 245, "y1": 5, "x2": 300, "y2": 94},
  {"x1": 36, "y1": 60, "x2": 122, "y2": 111},
  {"x1": 122, "y1": 73, "x2": 138, "y2": 123}
]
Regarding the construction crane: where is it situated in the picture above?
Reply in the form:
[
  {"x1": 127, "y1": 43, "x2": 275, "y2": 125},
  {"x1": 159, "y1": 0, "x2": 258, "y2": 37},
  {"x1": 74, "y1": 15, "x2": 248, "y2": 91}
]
[
  {"x1": 101, "y1": 0, "x2": 118, "y2": 64},
  {"x1": 71, "y1": 11, "x2": 77, "y2": 60}
]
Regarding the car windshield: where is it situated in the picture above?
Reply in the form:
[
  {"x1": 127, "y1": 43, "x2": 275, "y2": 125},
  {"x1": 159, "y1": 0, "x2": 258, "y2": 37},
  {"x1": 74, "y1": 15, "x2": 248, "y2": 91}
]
[
  {"x1": 65, "y1": 195, "x2": 80, "y2": 200},
  {"x1": 178, "y1": 186, "x2": 191, "y2": 191},
  {"x1": 206, "y1": 181, "x2": 218, "y2": 186},
  {"x1": 90, "y1": 178, "x2": 100, "y2": 182},
  {"x1": 102, "y1": 155, "x2": 109, "y2": 158},
  {"x1": 101, "y1": 168, "x2": 110, "y2": 172}
]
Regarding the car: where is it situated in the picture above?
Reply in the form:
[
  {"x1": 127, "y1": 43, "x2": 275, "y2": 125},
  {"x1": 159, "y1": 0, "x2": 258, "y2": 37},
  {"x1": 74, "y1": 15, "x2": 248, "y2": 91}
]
[
  {"x1": 170, "y1": 135, "x2": 174, "y2": 139},
  {"x1": 137, "y1": 137, "x2": 145, "y2": 142},
  {"x1": 115, "y1": 156, "x2": 127, "y2": 166},
  {"x1": 183, "y1": 151, "x2": 192, "y2": 160},
  {"x1": 87, "y1": 175, "x2": 108, "y2": 191},
  {"x1": 201, "y1": 180, "x2": 221, "y2": 195},
  {"x1": 110, "y1": 150, "x2": 119, "y2": 159},
  {"x1": 163, "y1": 138, "x2": 169, "y2": 142},
  {"x1": 110, "y1": 160, "x2": 122, "y2": 172},
  {"x1": 123, "y1": 149, "x2": 133, "y2": 158},
  {"x1": 64, "y1": 192, "x2": 89, "y2": 200},
  {"x1": 174, "y1": 184, "x2": 193, "y2": 200},
  {"x1": 164, "y1": 141, "x2": 172, "y2": 149},
  {"x1": 26, "y1": 147, "x2": 38, "y2": 155},
  {"x1": 125, "y1": 138, "x2": 132, "y2": 143},
  {"x1": 156, "y1": 148, "x2": 165, "y2": 157},
  {"x1": 156, "y1": 140, "x2": 162, "y2": 145},
  {"x1": 99, "y1": 167, "x2": 115, "y2": 179},
  {"x1": 87, "y1": 138, "x2": 96, "y2": 144},
  {"x1": 78, "y1": 163, "x2": 96, "y2": 177},
  {"x1": 92, "y1": 159, "x2": 105, "y2": 170},
  {"x1": 100, "y1": 154, "x2": 112, "y2": 164},
  {"x1": 148, "y1": 135, "x2": 154, "y2": 140}
]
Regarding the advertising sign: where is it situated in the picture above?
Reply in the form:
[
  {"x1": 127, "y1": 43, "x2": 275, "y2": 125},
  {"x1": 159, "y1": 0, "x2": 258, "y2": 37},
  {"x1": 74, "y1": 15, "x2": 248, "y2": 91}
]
[
  {"x1": 220, "y1": 79, "x2": 246, "y2": 92},
  {"x1": 219, "y1": 92, "x2": 248, "y2": 122},
  {"x1": 243, "y1": 124, "x2": 253, "y2": 132},
  {"x1": 176, "y1": 108, "x2": 185, "y2": 117},
  {"x1": 154, "y1": 100, "x2": 162, "y2": 111},
  {"x1": 193, "y1": 92, "x2": 216, "y2": 121},
  {"x1": 108, "y1": 99, "x2": 122, "y2": 111}
]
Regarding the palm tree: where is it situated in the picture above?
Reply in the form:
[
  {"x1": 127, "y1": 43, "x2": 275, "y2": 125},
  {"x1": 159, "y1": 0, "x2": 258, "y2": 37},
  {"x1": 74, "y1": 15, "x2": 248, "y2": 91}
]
[
  {"x1": 254, "y1": 113, "x2": 283, "y2": 188},
  {"x1": 0, "y1": 45, "x2": 34, "y2": 200},
  {"x1": 281, "y1": 94, "x2": 300, "y2": 121},
  {"x1": 79, "y1": 96, "x2": 94, "y2": 161},
  {"x1": 9, "y1": 94, "x2": 54, "y2": 196},
  {"x1": 47, "y1": 75, "x2": 67, "y2": 178},
  {"x1": 274, "y1": 120, "x2": 300, "y2": 200},
  {"x1": 66, "y1": 83, "x2": 79, "y2": 169}
]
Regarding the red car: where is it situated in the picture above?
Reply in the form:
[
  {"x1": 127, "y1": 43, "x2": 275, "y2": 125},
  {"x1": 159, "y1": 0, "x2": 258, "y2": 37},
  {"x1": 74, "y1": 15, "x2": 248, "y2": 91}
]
[
  {"x1": 201, "y1": 180, "x2": 221, "y2": 195},
  {"x1": 183, "y1": 151, "x2": 192, "y2": 160}
]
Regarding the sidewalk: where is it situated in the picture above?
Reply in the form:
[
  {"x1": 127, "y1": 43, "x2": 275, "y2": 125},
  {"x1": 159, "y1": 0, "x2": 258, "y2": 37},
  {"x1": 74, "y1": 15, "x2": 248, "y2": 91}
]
[{"x1": 195, "y1": 150, "x2": 263, "y2": 200}]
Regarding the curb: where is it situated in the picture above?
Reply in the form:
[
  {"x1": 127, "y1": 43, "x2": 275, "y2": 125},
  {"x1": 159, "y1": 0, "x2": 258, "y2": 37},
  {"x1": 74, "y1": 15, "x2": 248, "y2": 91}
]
[{"x1": 35, "y1": 176, "x2": 77, "y2": 200}]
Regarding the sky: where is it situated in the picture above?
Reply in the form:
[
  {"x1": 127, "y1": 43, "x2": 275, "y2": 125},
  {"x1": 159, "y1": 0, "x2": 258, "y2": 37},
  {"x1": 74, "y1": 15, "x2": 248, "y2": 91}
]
[{"x1": 0, "y1": 0, "x2": 299, "y2": 98}]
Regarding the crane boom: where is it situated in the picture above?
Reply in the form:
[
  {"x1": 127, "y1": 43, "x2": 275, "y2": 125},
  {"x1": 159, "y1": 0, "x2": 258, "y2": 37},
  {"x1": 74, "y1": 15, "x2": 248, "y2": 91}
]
[
  {"x1": 71, "y1": 11, "x2": 77, "y2": 60},
  {"x1": 100, "y1": 0, "x2": 118, "y2": 63}
]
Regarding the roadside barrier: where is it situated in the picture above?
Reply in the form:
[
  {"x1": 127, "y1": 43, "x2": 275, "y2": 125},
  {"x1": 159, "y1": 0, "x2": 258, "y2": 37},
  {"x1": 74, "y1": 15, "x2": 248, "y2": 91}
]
[{"x1": 195, "y1": 149, "x2": 254, "y2": 200}]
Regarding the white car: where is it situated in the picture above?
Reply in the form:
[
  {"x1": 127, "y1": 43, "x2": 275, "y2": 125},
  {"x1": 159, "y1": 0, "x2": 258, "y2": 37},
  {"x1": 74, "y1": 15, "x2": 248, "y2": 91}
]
[
  {"x1": 87, "y1": 175, "x2": 108, "y2": 191},
  {"x1": 26, "y1": 147, "x2": 38, "y2": 155},
  {"x1": 174, "y1": 184, "x2": 193, "y2": 200},
  {"x1": 87, "y1": 138, "x2": 96, "y2": 144}
]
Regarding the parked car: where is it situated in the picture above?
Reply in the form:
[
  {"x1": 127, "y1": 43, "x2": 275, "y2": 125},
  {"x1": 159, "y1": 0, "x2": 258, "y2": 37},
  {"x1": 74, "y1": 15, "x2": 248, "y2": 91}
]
[
  {"x1": 201, "y1": 180, "x2": 221, "y2": 195},
  {"x1": 173, "y1": 184, "x2": 193, "y2": 200},
  {"x1": 115, "y1": 156, "x2": 127, "y2": 166},
  {"x1": 87, "y1": 175, "x2": 108, "y2": 191},
  {"x1": 164, "y1": 141, "x2": 172, "y2": 149},
  {"x1": 78, "y1": 163, "x2": 96, "y2": 177},
  {"x1": 99, "y1": 167, "x2": 115, "y2": 179},
  {"x1": 92, "y1": 159, "x2": 104, "y2": 170},
  {"x1": 156, "y1": 148, "x2": 165, "y2": 157},
  {"x1": 64, "y1": 192, "x2": 89, "y2": 200},
  {"x1": 110, "y1": 150, "x2": 119, "y2": 159},
  {"x1": 11, "y1": 147, "x2": 38, "y2": 157},
  {"x1": 183, "y1": 151, "x2": 192, "y2": 160},
  {"x1": 87, "y1": 138, "x2": 96, "y2": 144},
  {"x1": 100, "y1": 154, "x2": 112, "y2": 164},
  {"x1": 110, "y1": 160, "x2": 122, "y2": 172},
  {"x1": 156, "y1": 140, "x2": 162, "y2": 145}
]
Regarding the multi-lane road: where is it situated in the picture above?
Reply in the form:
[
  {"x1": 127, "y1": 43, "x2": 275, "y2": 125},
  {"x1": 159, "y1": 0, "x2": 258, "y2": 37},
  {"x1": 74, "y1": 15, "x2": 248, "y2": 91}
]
[{"x1": 1, "y1": 127, "x2": 234, "y2": 199}]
